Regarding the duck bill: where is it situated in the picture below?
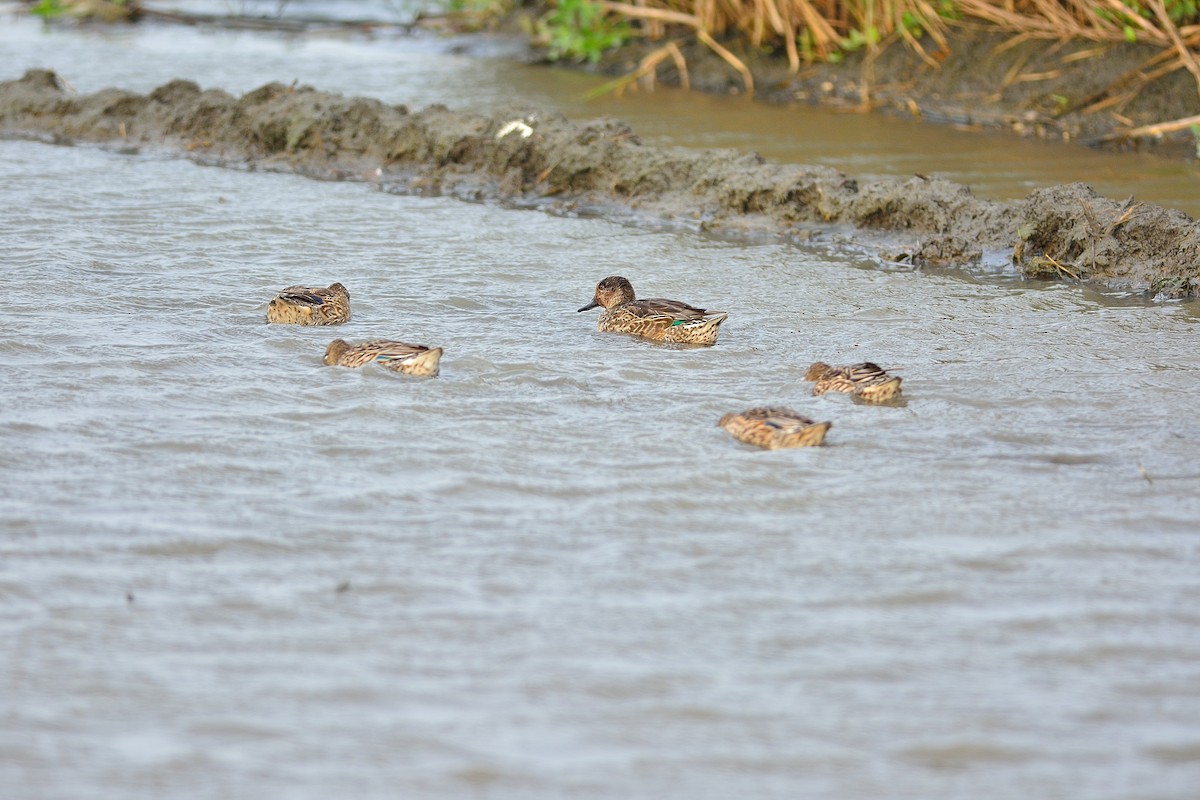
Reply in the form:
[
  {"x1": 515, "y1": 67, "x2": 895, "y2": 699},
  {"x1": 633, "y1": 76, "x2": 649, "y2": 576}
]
[{"x1": 577, "y1": 300, "x2": 600, "y2": 312}]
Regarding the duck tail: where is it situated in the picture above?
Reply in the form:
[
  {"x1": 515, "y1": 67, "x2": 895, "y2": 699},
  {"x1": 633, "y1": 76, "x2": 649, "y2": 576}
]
[
  {"x1": 695, "y1": 313, "x2": 728, "y2": 330},
  {"x1": 406, "y1": 346, "x2": 443, "y2": 378},
  {"x1": 782, "y1": 420, "x2": 831, "y2": 448},
  {"x1": 859, "y1": 376, "x2": 902, "y2": 403},
  {"x1": 690, "y1": 312, "x2": 729, "y2": 341}
]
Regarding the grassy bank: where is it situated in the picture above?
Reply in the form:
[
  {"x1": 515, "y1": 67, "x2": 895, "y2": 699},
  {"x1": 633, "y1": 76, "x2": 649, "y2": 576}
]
[
  {"x1": 531, "y1": 0, "x2": 1200, "y2": 76},
  {"x1": 526, "y1": 0, "x2": 1200, "y2": 135}
]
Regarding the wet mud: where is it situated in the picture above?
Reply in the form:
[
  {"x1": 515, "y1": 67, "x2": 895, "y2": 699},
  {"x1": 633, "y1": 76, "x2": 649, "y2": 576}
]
[{"x1": 2, "y1": 68, "x2": 1197, "y2": 297}]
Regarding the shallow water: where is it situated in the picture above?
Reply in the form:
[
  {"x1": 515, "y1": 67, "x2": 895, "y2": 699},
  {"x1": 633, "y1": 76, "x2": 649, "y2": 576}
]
[{"x1": 3, "y1": 11, "x2": 1200, "y2": 800}]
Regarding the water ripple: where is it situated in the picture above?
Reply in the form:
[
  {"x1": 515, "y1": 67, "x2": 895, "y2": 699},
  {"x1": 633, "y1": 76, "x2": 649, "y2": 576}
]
[{"x1": 2, "y1": 134, "x2": 1200, "y2": 800}]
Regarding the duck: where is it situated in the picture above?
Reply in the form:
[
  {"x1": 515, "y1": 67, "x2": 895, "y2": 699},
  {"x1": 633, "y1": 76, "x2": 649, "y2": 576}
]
[
  {"x1": 804, "y1": 361, "x2": 902, "y2": 403},
  {"x1": 577, "y1": 276, "x2": 728, "y2": 345},
  {"x1": 718, "y1": 407, "x2": 832, "y2": 450},
  {"x1": 323, "y1": 339, "x2": 443, "y2": 378},
  {"x1": 266, "y1": 282, "x2": 351, "y2": 325}
]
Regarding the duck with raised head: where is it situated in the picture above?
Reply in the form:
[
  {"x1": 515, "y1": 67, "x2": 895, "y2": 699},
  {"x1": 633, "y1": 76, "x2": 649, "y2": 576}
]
[
  {"x1": 323, "y1": 339, "x2": 443, "y2": 378},
  {"x1": 577, "y1": 276, "x2": 728, "y2": 346},
  {"x1": 804, "y1": 361, "x2": 902, "y2": 403},
  {"x1": 718, "y1": 407, "x2": 831, "y2": 450},
  {"x1": 266, "y1": 282, "x2": 351, "y2": 325}
]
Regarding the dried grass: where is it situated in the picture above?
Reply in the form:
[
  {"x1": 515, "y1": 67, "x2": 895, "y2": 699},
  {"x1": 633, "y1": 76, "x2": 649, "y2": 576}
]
[{"x1": 587, "y1": 0, "x2": 1200, "y2": 136}]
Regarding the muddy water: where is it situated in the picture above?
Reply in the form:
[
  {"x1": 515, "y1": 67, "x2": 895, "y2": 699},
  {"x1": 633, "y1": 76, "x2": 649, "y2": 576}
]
[
  {"x1": 4, "y1": 12, "x2": 1200, "y2": 800},
  {"x1": 574, "y1": 84, "x2": 1200, "y2": 217}
]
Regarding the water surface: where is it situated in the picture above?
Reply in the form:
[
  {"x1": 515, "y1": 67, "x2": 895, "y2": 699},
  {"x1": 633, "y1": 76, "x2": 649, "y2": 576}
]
[{"x1": 3, "y1": 10, "x2": 1200, "y2": 800}]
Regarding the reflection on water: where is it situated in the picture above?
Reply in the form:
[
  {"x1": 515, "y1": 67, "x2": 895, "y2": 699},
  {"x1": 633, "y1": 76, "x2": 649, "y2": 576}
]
[{"x1": 3, "y1": 12, "x2": 1200, "y2": 800}]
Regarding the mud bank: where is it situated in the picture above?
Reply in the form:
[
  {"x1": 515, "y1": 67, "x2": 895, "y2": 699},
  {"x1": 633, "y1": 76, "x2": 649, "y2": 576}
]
[{"x1": 2, "y1": 69, "x2": 1197, "y2": 297}]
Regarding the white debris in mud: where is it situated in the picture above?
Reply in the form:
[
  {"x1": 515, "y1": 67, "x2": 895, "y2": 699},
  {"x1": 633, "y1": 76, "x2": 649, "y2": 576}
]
[{"x1": 496, "y1": 120, "x2": 533, "y2": 140}]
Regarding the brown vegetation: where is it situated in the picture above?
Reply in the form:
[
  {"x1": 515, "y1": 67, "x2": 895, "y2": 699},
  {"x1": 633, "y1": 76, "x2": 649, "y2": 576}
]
[{"x1": 551, "y1": 0, "x2": 1200, "y2": 137}]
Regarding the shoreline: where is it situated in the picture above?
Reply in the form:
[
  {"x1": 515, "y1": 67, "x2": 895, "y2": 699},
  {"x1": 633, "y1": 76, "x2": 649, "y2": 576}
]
[
  {"x1": 17, "y1": 2, "x2": 1200, "y2": 158},
  {"x1": 2, "y1": 68, "x2": 1197, "y2": 298}
]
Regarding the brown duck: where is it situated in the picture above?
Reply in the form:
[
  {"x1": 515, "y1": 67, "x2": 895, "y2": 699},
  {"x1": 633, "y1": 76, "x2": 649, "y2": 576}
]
[
  {"x1": 266, "y1": 282, "x2": 351, "y2": 325},
  {"x1": 323, "y1": 339, "x2": 443, "y2": 378},
  {"x1": 718, "y1": 407, "x2": 832, "y2": 450},
  {"x1": 805, "y1": 361, "x2": 902, "y2": 403},
  {"x1": 577, "y1": 276, "x2": 728, "y2": 345}
]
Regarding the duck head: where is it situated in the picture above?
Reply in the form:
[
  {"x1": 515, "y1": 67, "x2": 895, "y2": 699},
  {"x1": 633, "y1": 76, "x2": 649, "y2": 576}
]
[
  {"x1": 804, "y1": 362, "x2": 833, "y2": 381},
  {"x1": 323, "y1": 339, "x2": 352, "y2": 365},
  {"x1": 578, "y1": 275, "x2": 636, "y2": 312}
]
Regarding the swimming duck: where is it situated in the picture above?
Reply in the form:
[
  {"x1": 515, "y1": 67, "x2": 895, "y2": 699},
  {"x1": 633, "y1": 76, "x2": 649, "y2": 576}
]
[
  {"x1": 323, "y1": 339, "x2": 443, "y2": 378},
  {"x1": 266, "y1": 282, "x2": 351, "y2": 325},
  {"x1": 577, "y1": 276, "x2": 728, "y2": 345},
  {"x1": 718, "y1": 407, "x2": 832, "y2": 450},
  {"x1": 804, "y1": 361, "x2": 902, "y2": 403}
]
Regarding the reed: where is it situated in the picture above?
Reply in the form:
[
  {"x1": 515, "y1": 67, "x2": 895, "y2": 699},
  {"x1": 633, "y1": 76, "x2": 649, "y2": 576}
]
[{"x1": 546, "y1": 0, "x2": 1200, "y2": 108}]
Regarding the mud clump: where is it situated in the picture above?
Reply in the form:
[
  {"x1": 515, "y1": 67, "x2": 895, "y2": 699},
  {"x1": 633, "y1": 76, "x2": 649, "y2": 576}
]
[
  {"x1": 2, "y1": 69, "x2": 1197, "y2": 298},
  {"x1": 1014, "y1": 184, "x2": 1200, "y2": 295}
]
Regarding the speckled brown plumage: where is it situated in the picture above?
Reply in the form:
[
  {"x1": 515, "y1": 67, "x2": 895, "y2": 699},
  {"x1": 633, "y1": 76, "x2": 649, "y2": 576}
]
[
  {"x1": 578, "y1": 276, "x2": 728, "y2": 345},
  {"x1": 718, "y1": 407, "x2": 831, "y2": 450},
  {"x1": 804, "y1": 361, "x2": 902, "y2": 403},
  {"x1": 266, "y1": 282, "x2": 351, "y2": 325},
  {"x1": 323, "y1": 339, "x2": 442, "y2": 377}
]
